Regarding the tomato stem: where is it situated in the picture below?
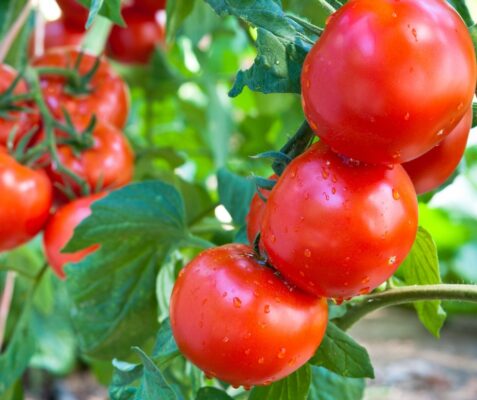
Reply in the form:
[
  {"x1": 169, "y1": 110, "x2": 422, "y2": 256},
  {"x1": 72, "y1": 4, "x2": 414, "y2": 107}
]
[{"x1": 335, "y1": 284, "x2": 477, "y2": 331}]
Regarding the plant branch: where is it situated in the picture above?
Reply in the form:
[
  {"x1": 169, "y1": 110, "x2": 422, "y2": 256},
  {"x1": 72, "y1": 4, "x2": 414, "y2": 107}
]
[
  {"x1": 0, "y1": 0, "x2": 34, "y2": 63},
  {"x1": 0, "y1": 272, "x2": 16, "y2": 349},
  {"x1": 335, "y1": 284, "x2": 477, "y2": 331}
]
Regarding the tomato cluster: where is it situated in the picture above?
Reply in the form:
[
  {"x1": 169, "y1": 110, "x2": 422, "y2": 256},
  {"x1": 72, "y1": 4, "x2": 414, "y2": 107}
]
[
  {"x1": 170, "y1": 0, "x2": 476, "y2": 389},
  {"x1": 39, "y1": 0, "x2": 166, "y2": 64},
  {"x1": 0, "y1": 46, "x2": 134, "y2": 277}
]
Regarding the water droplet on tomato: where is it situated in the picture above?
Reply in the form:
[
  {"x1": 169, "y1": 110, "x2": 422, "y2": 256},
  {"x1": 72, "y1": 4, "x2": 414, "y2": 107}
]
[
  {"x1": 331, "y1": 187, "x2": 336, "y2": 194},
  {"x1": 321, "y1": 167, "x2": 329, "y2": 180},
  {"x1": 264, "y1": 304, "x2": 271, "y2": 314},
  {"x1": 304, "y1": 248, "x2": 312, "y2": 258},
  {"x1": 222, "y1": 336, "x2": 230, "y2": 343},
  {"x1": 404, "y1": 112, "x2": 410, "y2": 121},
  {"x1": 388, "y1": 255, "x2": 397, "y2": 265},
  {"x1": 392, "y1": 189, "x2": 400, "y2": 200},
  {"x1": 270, "y1": 234, "x2": 276, "y2": 243},
  {"x1": 244, "y1": 348, "x2": 251, "y2": 355},
  {"x1": 436, "y1": 129, "x2": 445, "y2": 136},
  {"x1": 258, "y1": 357, "x2": 265, "y2": 364},
  {"x1": 233, "y1": 297, "x2": 242, "y2": 308},
  {"x1": 359, "y1": 287, "x2": 370, "y2": 295},
  {"x1": 277, "y1": 348, "x2": 287, "y2": 359},
  {"x1": 362, "y1": 276, "x2": 370, "y2": 284}
]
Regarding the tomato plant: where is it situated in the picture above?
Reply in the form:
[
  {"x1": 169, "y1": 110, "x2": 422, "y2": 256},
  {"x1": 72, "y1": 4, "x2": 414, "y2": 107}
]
[
  {"x1": 43, "y1": 193, "x2": 104, "y2": 278},
  {"x1": 301, "y1": 0, "x2": 477, "y2": 164},
  {"x1": 170, "y1": 244, "x2": 328, "y2": 387}
]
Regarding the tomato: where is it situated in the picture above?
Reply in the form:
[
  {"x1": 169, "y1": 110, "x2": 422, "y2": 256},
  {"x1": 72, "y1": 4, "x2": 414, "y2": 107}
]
[
  {"x1": 56, "y1": 0, "x2": 89, "y2": 29},
  {"x1": 0, "y1": 64, "x2": 39, "y2": 147},
  {"x1": 170, "y1": 244, "x2": 328, "y2": 387},
  {"x1": 261, "y1": 142, "x2": 418, "y2": 299},
  {"x1": 403, "y1": 107, "x2": 473, "y2": 195},
  {"x1": 0, "y1": 152, "x2": 52, "y2": 252},
  {"x1": 246, "y1": 175, "x2": 277, "y2": 245},
  {"x1": 48, "y1": 121, "x2": 134, "y2": 195},
  {"x1": 43, "y1": 193, "x2": 105, "y2": 278},
  {"x1": 107, "y1": 6, "x2": 165, "y2": 64},
  {"x1": 132, "y1": 0, "x2": 167, "y2": 13},
  {"x1": 29, "y1": 18, "x2": 84, "y2": 57},
  {"x1": 301, "y1": 0, "x2": 477, "y2": 164},
  {"x1": 33, "y1": 48, "x2": 130, "y2": 130}
]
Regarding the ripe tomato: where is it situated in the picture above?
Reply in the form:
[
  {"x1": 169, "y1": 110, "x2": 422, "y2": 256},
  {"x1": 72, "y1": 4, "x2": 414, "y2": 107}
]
[
  {"x1": 0, "y1": 152, "x2": 52, "y2": 252},
  {"x1": 56, "y1": 0, "x2": 89, "y2": 29},
  {"x1": 29, "y1": 18, "x2": 84, "y2": 57},
  {"x1": 43, "y1": 193, "x2": 105, "y2": 278},
  {"x1": 170, "y1": 244, "x2": 328, "y2": 387},
  {"x1": 132, "y1": 0, "x2": 167, "y2": 13},
  {"x1": 403, "y1": 107, "x2": 473, "y2": 195},
  {"x1": 261, "y1": 142, "x2": 418, "y2": 299},
  {"x1": 246, "y1": 175, "x2": 277, "y2": 245},
  {"x1": 0, "y1": 64, "x2": 39, "y2": 147},
  {"x1": 48, "y1": 121, "x2": 134, "y2": 195},
  {"x1": 302, "y1": 0, "x2": 477, "y2": 164},
  {"x1": 33, "y1": 48, "x2": 130, "y2": 130},
  {"x1": 107, "y1": 6, "x2": 165, "y2": 64}
]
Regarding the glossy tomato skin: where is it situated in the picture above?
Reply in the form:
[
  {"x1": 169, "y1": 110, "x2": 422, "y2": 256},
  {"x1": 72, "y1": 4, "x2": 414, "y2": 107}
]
[
  {"x1": 56, "y1": 0, "x2": 89, "y2": 29},
  {"x1": 49, "y1": 121, "x2": 134, "y2": 195},
  {"x1": 107, "y1": 6, "x2": 165, "y2": 64},
  {"x1": 170, "y1": 244, "x2": 328, "y2": 387},
  {"x1": 261, "y1": 142, "x2": 418, "y2": 299},
  {"x1": 33, "y1": 48, "x2": 130, "y2": 130},
  {"x1": 29, "y1": 18, "x2": 84, "y2": 57},
  {"x1": 132, "y1": 0, "x2": 167, "y2": 13},
  {"x1": 0, "y1": 65, "x2": 39, "y2": 147},
  {"x1": 0, "y1": 152, "x2": 52, "y2": 252},
  {"x1": 302, "y1": 0, "x2": 477, "y2": 164},
  {"x1": 246, "y1": 175, "x2": 277, "y2": 244},
  {"x1": 43, "y1": 193, "x2": 105, "y2": 278},
  {"x1": 403, "y1": 107, "x2": 473, "y2": 195}
]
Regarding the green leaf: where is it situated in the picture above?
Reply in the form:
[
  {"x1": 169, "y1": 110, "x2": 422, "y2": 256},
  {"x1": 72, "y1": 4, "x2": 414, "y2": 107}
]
[
  {"x1": 0, "y1": 0, "x2": 28, "y2": 42},
  {"x1": 472, "y1": 102, "x2": 477, "y2": 128},
  {"x1": 196, "y1": 387, "x2": 234, "y2": 400},
  {"x1": 152, "y1": 319, "x2": 179, "y2": 366},
  {"x1": 399, "y1": 227, "x2": 447, "y2": 337},
  {"x1": 166, "y1": 0, "x2": 197, "y2": 42},
  {"x1": 0, "y1": 302, "x2": 36, "y2": 396},
  {"x1": 110, "y1": 360, "x2": 143, "y2": 400},
  {"x1": 133, "y1": 347, "x2": 178, "y2": 400},
  {"x1": 204, "y1": 0, "x2": 323, "y2": 96},
  {"x1": 447, "y1": 0, "x2": 474, "y2": 26},
  {"x1": 65, "y1": 182, "x2": 189, "y2": 359},
  {"x1": 217, "y1": 168, "x2": 256, "y2": 226},
  {"x1": 78, "y1": 0, "x2": 125, "y2": 28},
  {"x1": 248, "y1": 365, "x2": 311, "y2": 400},
  {"x1": 308, "y1": 366, "x2": 365, "y2": 400},
  {"x1": 310, "y1": 323, "x2": 374, "y2": 379}
]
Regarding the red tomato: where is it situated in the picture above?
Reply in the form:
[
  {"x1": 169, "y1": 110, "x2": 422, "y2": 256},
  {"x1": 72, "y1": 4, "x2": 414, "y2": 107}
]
[
  {"x1": 43, "y1": 193, "x2": 105, "y2": 278},
  {"x1": 0, "y1": 64, "x2": 39, "y2": 147},
  {"x1": 33, "y1": 48, "x2": 130, "y2": 130},
  {"x1": 107, "y1": 6, "x2": 165, "y2": 64},
  {"x1": 56, "y1": 0, "x2": 89, "y2": 29},
  {"x1": 29, "y1": 18, "x2": 84, "y2": 57},
  {"x1": 0, "y1": 152, "x2": 52, "y2": 251},
  {"x1": 302, "y1": 0, "x2": 477, "y2": 164},
  {"x1": 403, "y1": 107, "x2": 473, "y2": 195},
  {"x1": 48, "y1": 121, "x2": 134, "y2": 195},
  {"x1": 170, "y1": 244, "x2": 328, "y2": 387},
  {"x1": 132, "y1": 0, "x2": 166, "y2": 13},
  {"x1": 261, "y1": 142, "x2": 418, "y2": 299},
  {"x1": 246, "y1": 175, "x2": 277, "y2": 245}
]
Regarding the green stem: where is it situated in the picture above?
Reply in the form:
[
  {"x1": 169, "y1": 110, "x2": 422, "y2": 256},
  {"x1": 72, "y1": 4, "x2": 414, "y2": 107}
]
[
  {"x1": 336, "y1": 284, "x2": 477, "y2": 331},
  {"x1": 35, "y1": 67, "x2": 81, "y2": 82}
]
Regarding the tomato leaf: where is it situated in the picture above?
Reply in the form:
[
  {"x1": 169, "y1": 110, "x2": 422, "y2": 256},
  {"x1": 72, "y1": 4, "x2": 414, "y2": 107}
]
[
  {"x1": 110, "y1": 359, "x2": 143, "y2": 400},
  {"x1": 64, "y1": 182, "x2": 189, "y2": 359},
  {"x1": 166, "y1": 0, "x2": 197, "y2": 42},
  {"x1": 78, "y1": 0, "x2": 125, "y2": 28},
  {"x1": 308, "y1": 366, "x2": 365, "y2": 400},
  {"x1": 398, "y1": 227, "x2": 447, "y2": 338},
  {"x1": 196, "y1": 387, "x2": 234, "y2": 400},
  {"x1": 310, "y1": 322, "x2": 374, "y2": 379},
  {"x1": 217, "y1": 168, "x2": 256, "y2": 227},
  {"x1": 0, "y1": 302, "x2": 36, "y2": 397},
  {"x1": 248, "y1": 365, "x2": 311, "y2": 400},
  {"x1": 152, "y1": 319, "x2": 179, "y2": 366},
  {"x1": 203, "y1": 0, "x2": 323, "y2": 96}
]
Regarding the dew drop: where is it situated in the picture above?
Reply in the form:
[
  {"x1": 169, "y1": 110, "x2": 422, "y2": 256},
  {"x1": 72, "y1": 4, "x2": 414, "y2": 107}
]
[
  {"x1": 362, "y1": 276, "x2": 370, "y2": 284},
  {"x1": 305, "y1": 80, "x2": 311, "y2": 88},
  {"x1": 359, "y1": 287, "x2": 370, "y2": 295},
  {"x1": 233, "y1": 297, "x2": 242, "y2": 308},
  {"x1": 392, "y1": 189, "x2": 401, "y2": 200},
  {"x1": 321, "y1": 167, "x2": 329, "y2": 180},
  {"x1": 288, "y1": 357, "x2": 297, "y2": 366},
  {"x1": 392, "y1": 11, "x2": 397, "y2": 18},
  {"x1": 277, "y1": 348, "x2": 287, "y2": 359},
  {"x1": 458, "y1": 102, "x2": 464, "y2": 111},
  {"x1": 310, "y1": 120, "x2": 318, "y2": 130},
  {"x1": 299, "y1": 270, "x2": 305, "y2": 277},
  {"x1": 388, "y1": 255, "x2": 397, "y2": 265},
  {"x1": 264, "y1": 380, "x2": 272, "y2": 386},
  {"x1": 253, "y1": 289, "x2": 260, "y2": 297},
  {"x1": 304, "y1": 248, "x2": 312, "y2": 258},
  {"x1": 222, "y1": 336, "x2": 230, "y2": 343},
  {"x1": 290, "y1": 170, "x2": 297, "y2": 179},
  {"x1": 436, "y1": 129, "x2": 445, "y2": 136},
  {"x1": 244, "y1": 332, "x2": 252, "y2": 339},
  {"x1": 245, "y1": 348, "x2": 251, "y2": 355},
  {"x1": 332, "y1": 175, "x2": 338, "y2": 183},
  {"x1": 258, "y1": 357, "x2": 265, "y2": 364},
  {"x1": 270, "y1": 234, "x2": 276, "y2": 243},
  {"x1": 404, "y1": 112, "x2": 410, "y2": 121},
  {"x1": 264, "y1": 304, "x2": 271, "y2": 314},
  {"x1": 331, "y1": 187, "x2": 337, "y2": 194}
]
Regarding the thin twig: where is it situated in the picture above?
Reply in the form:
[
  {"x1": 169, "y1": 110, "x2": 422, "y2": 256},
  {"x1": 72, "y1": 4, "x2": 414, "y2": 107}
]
[
  {"x1": 0, "y1": 271, "x2": 16, "y2": 350},
  {"x1": 0, "y1": 0, "x2": 34, "y2": 63}
]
